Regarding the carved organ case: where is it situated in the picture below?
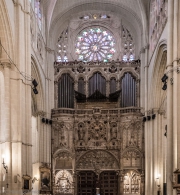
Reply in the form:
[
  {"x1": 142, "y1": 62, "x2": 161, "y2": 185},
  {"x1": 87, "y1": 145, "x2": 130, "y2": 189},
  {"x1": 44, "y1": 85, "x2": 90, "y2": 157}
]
[{"x1": 52, "y1": 59, "x2": 144, "y2": 195}]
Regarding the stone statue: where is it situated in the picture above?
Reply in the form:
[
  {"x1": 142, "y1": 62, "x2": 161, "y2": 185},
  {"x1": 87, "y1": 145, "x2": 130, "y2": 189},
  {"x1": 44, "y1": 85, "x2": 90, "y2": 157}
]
[
  {"x1": 110, "y1": 124, "x2": 117, "y2": 140},
  {"x1": 78, "y1": 124, "x2": 85, "y2": 141}
]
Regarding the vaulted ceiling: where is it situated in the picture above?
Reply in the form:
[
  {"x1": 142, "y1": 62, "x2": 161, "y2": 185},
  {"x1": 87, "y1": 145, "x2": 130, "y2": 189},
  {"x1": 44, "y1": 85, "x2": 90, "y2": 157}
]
[{"x1": 43, "y1": 0, "x2": 150, "y2": 48}]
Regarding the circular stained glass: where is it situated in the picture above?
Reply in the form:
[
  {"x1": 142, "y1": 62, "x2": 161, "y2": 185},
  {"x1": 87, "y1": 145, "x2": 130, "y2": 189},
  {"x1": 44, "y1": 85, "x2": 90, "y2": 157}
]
[{"x1": 75, "y1": 27, "x2": 116, "y2": 62}]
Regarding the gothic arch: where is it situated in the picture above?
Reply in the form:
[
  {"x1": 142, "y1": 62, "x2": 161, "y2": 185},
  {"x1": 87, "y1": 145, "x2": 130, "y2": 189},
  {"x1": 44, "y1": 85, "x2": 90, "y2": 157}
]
[
  {"x1": 76, "y1": 74, "x2": 86, "y2": 81},
  {"x1": 87, "y1": 69, "x2": 108, "y2": 81},
  {"x1": 119, "y1": 68, "x2": 139, "y2": 80},
  {"x1": 31, "y1": 56, "x2": 44, "y2": 113},
  {"x1": 122, "y1": 147, "x2": 143, "y2": 158},
  {"x1": 110, "y1": 74, "x2": 118, "y2": 81},
  {"x1": 76, "y1": 150, "x2": 119, "y2": 170},
  {"x1": 149, "y1": 42, "x2": 167, "y2": 109},
  {"x1": 122, "y1": 147, "x2": 143, "y2": 169},
  {"x1": 53, "y1": 149, "x2": 74, "y2": 159},
  {"x1": 55, "y1": 70, "x2": 75, "y2": 82}
]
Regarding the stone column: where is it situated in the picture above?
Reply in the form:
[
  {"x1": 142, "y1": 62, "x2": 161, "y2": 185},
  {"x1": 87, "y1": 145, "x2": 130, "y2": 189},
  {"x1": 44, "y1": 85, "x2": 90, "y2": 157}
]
[
  {"x1": 85, "y1": 81, "x2": 88, "y2": 97},
  {"x1": 54, "y1": 81, "x2": 58, "y2": 108},
  {"x1": 106, "y1": 80, "x2": 110, "y2": 96},
  {"x1": 143, "y1": 45, "x2": 149, "y2": 195},
  {"x1": 136, "y1": 79, "x2": 140, "y2": 107},
  {"x1": 0, "y1": 60, "x2": 11, "y2": 194},
  {"x1": 173, "y1": 0, "x2": 178, "y2": 176},
  {"x1": 166, "y1": 0, "x2": 174, "y2": 194},
  {"x1": 119, "y1": 170, "x2": 124, "y2": 195}
]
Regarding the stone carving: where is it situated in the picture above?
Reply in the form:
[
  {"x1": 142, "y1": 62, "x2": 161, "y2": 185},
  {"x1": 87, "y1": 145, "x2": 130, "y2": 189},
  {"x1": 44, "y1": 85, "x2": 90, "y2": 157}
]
[
  {"x1": 76, "y1": 150, "x2": 119, "y2": 170},
  {"x1": 77, "y1": 65, "x2": 85, "y2": 73},
  {"x1": 109, "y1": 65, "x2": 117, "y2": 73},
  {"x1": 53, "y1": 122, "x2": 67, "y2": 148},
  {"x1": 77, "y1": 123, "x2": 85, "y2": 141},
  {"x1": 54, "y1": 170, "x2": 73, "y2": 194},
  {"x1": 120, "y1": 119, "x2": 142, "y2": 149},
  {"x1": 123, "y1": 150, "x2": 141, "y2": 167},
  {"x1": 110, "y1": 122, "x2": 117, "y2": 140},
  {"x1": 55, "y1": 60, "x2": 141, "y2": 68},
  {"x1": 123, "y1": 171, "x2": 141, "y2": 194},
  {"x1": 88, "y1": 121, "x2": 106, "y2": 141}
]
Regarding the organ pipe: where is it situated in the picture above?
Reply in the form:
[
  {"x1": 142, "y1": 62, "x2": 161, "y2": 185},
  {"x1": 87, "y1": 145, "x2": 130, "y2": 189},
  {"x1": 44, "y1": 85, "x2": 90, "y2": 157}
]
[
  {"x1": 58, "y1": 73, "x2": 74, "y2": 108},
  {"x1": 89, "y1": 72, "x2": 106, "y2": 96},
  {"x1": 110, "y1": 78, "x2": 116, "y2": 94},
  {"x1": 121, "y1": 72, "x2": 136, "y2": 107}
]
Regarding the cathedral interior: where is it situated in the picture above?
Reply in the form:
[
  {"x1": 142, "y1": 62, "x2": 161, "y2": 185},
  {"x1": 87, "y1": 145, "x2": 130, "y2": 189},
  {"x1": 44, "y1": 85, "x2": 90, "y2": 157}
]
[{"x1": 0, "y1": 0, "x2": 180, "y2": 195}]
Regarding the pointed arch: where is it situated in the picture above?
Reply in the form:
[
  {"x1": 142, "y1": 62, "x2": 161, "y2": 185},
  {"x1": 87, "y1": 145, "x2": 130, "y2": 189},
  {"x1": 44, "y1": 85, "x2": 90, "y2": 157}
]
[
  {"x1": 31, "y1": 55, "x2": 44, "y2": 114},
  {"x1": 149, "y1": 42, "x2": 167, "y2": 109}
]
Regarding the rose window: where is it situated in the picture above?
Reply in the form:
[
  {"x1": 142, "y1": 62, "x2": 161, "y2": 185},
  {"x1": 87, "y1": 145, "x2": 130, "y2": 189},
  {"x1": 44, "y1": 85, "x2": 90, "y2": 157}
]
[{"x1": 75, "y1": 27, "x2": 116, "y2": 62}]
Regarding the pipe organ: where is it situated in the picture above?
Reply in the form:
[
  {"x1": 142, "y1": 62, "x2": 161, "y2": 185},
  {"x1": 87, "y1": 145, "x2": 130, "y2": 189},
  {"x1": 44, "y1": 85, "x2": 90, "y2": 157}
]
[
  {"x1": 121, "y1": 72, "x2": 136, "y2": 107},
  {"x1": 52, "y1": 60, "x2": 144, "y2": 195},
  {"x1": 89, "y1": 72, "x2": 106, "y2": 96},
  {"x1": 58, "y1": 73, "x2": 74, "y2": 108},
  {"x1": 78, "y1": 77, "x2": 85, "y2": 95},
  {"x1": 110, "y1": 77, "x2": 117, "y2": 94}
]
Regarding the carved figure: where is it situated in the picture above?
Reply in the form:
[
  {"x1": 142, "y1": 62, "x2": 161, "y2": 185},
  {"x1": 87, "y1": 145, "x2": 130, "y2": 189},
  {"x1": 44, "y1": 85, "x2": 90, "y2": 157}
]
[
  {"x1": 110, "y1": 123, "x2": 117, "y2": 140},
  {"x1": 78, "y1": 124, "x2": 85, "y2": 140}
]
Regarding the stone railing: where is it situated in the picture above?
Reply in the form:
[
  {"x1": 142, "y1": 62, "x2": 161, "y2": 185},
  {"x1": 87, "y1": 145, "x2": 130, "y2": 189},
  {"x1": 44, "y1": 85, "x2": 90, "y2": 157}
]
[
  {"x1": 51, "y1": 107, "x2": 142, "y2": 116},
  {"x1": 54, "y1": 60, "x2": 140, "y2": 69}
]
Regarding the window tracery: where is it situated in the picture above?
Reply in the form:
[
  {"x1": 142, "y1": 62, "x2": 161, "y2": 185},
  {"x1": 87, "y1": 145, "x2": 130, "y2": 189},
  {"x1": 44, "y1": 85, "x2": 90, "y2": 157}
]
[
  {"x1": 79, "y1": 14, "x2": 110, "y2": 20},
  {"x1": 122, "y1": 26, "x2": 135, "y2": 62},
  {"x1": 123, "y1": 171, "x2": 141, "y2": 194},
  {"x1": 34, "y1": 0, "x2": 42, "y2": 30},
  {"x1": 56, "y1": 28, "x2": 69, "y2": 62},
  {"x1": 149, "y1": 0, "x2": 167, "y2": 53},
  {"x1": 75, "y1": 27, "x2": 116, "y2": 62}
]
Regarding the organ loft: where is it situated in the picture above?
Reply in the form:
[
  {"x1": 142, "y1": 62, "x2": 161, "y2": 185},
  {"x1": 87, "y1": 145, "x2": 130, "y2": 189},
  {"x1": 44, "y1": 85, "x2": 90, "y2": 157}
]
[{"x1": 52, "y1": 59, "x2": 144, "y2": 195}]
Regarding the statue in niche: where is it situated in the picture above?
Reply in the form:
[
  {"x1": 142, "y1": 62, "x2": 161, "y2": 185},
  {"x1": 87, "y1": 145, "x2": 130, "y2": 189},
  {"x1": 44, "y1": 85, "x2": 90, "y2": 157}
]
[
  {"x1": 110, "y1": 123, "x2": 117, "y2": 140},
  {"x1": 129, "y1": 135, "x2": 136, "y2": 146},
  {"x1": 78, "y1": 123, "x2": 85, "y2": 141}
]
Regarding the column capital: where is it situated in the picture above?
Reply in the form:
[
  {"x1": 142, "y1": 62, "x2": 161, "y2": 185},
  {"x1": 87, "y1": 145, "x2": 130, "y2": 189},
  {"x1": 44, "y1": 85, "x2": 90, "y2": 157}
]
[
  {"x1": 34, "y1": 110, "x2": 46, "y2": 117},
  {"x1": 0, "y1": 58, "x2": 11, "y2": 68}
]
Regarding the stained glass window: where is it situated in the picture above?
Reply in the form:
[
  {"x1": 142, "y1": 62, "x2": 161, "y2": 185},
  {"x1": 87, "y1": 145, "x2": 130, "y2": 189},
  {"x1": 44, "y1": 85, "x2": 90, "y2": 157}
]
[
  {"x1": 56, "y1": 28, "x2": 68, "y2": 62},
  {"x1": 35, "y1": 0, "x2": 42, "y2": 30},
  {"x1": 122, "y1": 26, "x2": 135, "y2": 62},
  {"x1": 75, "y1": 27, "x2": 116, "y2": 62},
  {"x1": 80, "y1": 14, "x2": 110, "y2": 20}
]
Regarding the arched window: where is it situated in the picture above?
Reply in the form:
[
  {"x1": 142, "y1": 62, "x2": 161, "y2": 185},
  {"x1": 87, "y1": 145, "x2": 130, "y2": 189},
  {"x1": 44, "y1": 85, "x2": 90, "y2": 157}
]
[
  {"x1": 78, "y1": 77, "x2": 85, "y2": 94},
  {"x1": 75, "y1": 27, "x2": 116, "y2": 62},
  {"x1": 58, "y1": 74, "x2": 74, "y2": 108},
  {"x1": 121, "y1": 73, "x2": 136, "y2": 107},
  {"x1": 122, "y1": 26, "x2": 135, "y2": 62},
  {"x1": 110, "y1": 78, "x2": 116, "y2": 94},
  {"x1": 35, "y1": 0, "x2": 42, "y2": 30},
  {"x1": 89, "y1": 72, "x2": 106, "y2": 96},
  {"x1": 56, "y1": 28, "x2": 68, "y2": 62}
]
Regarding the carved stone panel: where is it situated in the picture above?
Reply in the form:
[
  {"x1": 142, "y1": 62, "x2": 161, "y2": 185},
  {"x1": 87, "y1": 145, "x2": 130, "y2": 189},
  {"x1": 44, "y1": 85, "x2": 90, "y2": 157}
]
[
  {"x1": 76, "y1": 150, "x2": 119, "y2": 170},
  {"x1": 123, "y1": 150, "x2": 141, "y2": 168},
  {"x1": 54, "y1": 170, "x2": 74, "y2": 194},
  {"x1": 123, "y1": 170, "x2": 141, "y2": 194}
]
